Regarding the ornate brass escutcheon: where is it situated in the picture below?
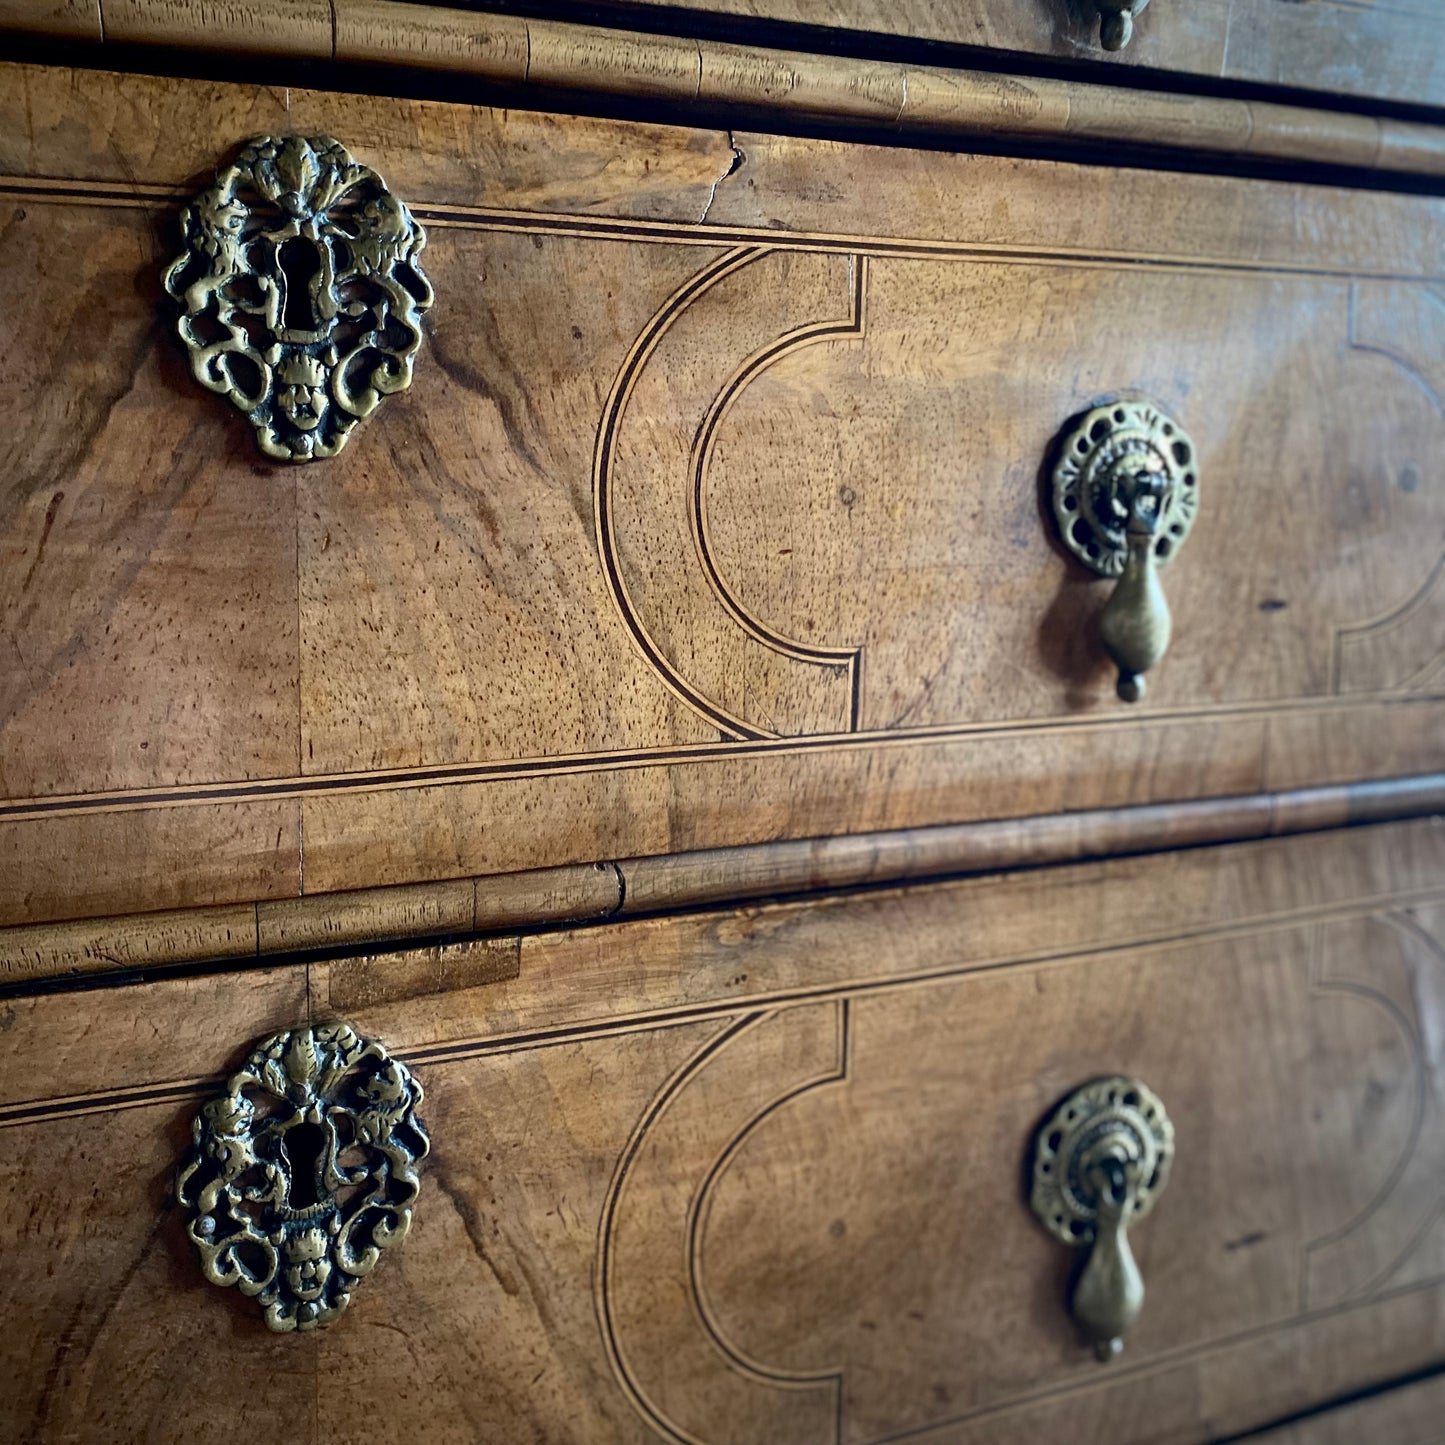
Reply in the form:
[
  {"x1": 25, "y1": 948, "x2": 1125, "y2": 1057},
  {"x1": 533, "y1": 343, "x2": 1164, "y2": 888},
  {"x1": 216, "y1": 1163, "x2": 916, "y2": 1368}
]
[
  {"x1": 1029, "y1": 1076, "x2": 1173, "y2": 1360},
  {"x1": 1092, "y1": 0, "x2": 1151, "y2": 49},
  {"x1": 1050, "y1": 399, "x2": 1199, "y2": 701},
  {"x1": 177, "y1": 1023, "x2": 428, "y2": 1332},
  {"x1": 165, "y1": 134, "x2": 433, "y2": 461}
]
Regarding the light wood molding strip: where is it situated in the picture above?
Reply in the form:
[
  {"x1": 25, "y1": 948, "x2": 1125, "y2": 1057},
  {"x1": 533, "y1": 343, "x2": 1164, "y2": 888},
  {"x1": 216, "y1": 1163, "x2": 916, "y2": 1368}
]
[
  {"x1": 3, "y1": 1, "x2": 1445, "y2": 178},
  {"x1": 2, "y1": 774, "x2": 1442, "y2": 987}
]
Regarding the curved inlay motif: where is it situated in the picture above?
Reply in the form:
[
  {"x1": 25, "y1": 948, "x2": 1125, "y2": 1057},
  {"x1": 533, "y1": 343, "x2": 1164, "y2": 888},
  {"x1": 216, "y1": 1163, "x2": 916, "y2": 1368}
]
[
  {"x1": 1334, "y1": 284, "x2": 1445, "y2": 694},
  {"x1": 1332, "y1": 550, "x2": 1445, "y2": 695},
  {"x1": 686, "y1": 1004, "x2": 851, "y2": 1396},
  {"x1": 594, "y1": 248, "x2": 868, "y2": 741},
  {"x1": 689, "y1": 258, "x2": 868, "y2": 727},
  {"x1": 1302, "y1": 911, "x2": 1445, "y2": 1309},
  {"x1": 596, "y1": 1004, "x2": 847, "y2": 1445}
]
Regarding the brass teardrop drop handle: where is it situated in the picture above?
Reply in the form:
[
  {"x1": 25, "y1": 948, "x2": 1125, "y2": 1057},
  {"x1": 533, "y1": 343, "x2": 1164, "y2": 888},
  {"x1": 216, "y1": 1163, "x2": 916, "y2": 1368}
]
[
  {"x1": 1049, "y1": 401, "x2": 1200, "y2": 702},
  {"x1": 1069, "y1": 1150, "x2": 1146, "y2": 1359},
  {"x1": 1029, "y1": 1077, "x2": 1174, "y2": 1360},
  {"x1": 1098, "y1": 469, "x2": 1171, "y2": 703},
  {"x1": 1094, "y1": 0, "x2": 1151, "y2": 50}
]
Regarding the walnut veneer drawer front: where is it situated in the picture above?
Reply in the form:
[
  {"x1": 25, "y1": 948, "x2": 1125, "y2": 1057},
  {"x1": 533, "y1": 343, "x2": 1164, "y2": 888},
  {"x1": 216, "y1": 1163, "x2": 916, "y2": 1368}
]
[
  {"x1": 4, "y1": 64, "x2": 1445, "y2": 931},
  {"x1": 5, "y1": 817, "x2": 1445, "y2": 1443}
]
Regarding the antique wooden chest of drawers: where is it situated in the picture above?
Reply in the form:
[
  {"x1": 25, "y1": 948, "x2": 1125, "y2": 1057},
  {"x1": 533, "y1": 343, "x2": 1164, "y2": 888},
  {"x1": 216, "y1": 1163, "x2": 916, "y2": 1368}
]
[{"x1": 2, "y1": 3, "x2": 1444, "y2": 1440}]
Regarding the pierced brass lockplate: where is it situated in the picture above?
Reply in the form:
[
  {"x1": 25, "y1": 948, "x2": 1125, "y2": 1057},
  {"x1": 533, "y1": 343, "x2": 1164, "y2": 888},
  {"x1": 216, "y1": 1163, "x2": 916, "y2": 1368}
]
[
  {"x1": 177, "y1": 1023, "x2": 428, "y2": 1332},
  {"x1": 165, "y1": 135, "x2": 433, "y2": 461}
]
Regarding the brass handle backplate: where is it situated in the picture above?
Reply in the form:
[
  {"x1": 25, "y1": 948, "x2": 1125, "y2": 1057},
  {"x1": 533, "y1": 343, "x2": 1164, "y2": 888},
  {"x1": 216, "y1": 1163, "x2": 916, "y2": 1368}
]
[
  {"x1": 177, "y1": 1023, "x2": 428, "y2": 1332},
  {"x1": 1093, "y1": 0, "x2": 1151, "y2": 49},
  {"x1": 165, "y1": 135, "x2": 433, "y2": 462},
  {"x1": 1029, "y1": 1076, "x2": 1173, "y2": 1360},
  {"x1": 1050, "y1": 399, "x2": 1199, "y2": 701}
]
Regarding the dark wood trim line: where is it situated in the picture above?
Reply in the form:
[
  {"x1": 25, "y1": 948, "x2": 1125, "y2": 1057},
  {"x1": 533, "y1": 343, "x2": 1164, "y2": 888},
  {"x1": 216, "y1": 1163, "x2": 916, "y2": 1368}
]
[
  {"x1": 3, "y1": 1, "x2": 1445, "y2": 179},
  {"x1": 2, "y1": 773, "x2": 1441, "y2": 989},
  {"x1": 1214, "y1": 1360, "x2": 1445, "y2": 1443}
]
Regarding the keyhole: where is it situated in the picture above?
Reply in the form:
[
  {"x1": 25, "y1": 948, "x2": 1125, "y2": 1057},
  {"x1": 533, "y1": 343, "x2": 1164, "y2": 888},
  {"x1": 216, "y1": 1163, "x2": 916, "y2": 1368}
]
[
  {"x1": 283, "y1": 1121, "x2": 328, "y2": 1209},
  {"x1": 278, "y1": 237, "x2": 321, "y2": 333}
]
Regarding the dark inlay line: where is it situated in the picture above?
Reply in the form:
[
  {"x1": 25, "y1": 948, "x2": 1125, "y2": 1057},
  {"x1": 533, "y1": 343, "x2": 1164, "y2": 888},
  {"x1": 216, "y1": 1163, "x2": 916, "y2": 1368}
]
[
  {"x1": 3, "y1": 694, "x2": 1441, "y2": 822},
  {"x1": 415, "y1": 206, "x2": 1445, "y2": 283},
  {"x1": 0, "y1": 1077, "x2": 215, "y2": 1127},
  {"x1": 1210, "y1": 1359, "x2": 1445, "y2": 1443},
  {"x1": 6, "y1": 178, "x2": 1445, "y2": 284}
]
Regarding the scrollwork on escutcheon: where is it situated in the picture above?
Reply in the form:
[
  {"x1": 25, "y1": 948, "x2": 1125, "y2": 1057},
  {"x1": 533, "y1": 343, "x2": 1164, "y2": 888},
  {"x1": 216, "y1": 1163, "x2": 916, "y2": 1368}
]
[
  {"x1": 177, "y1": 1022, "x2": 428, "y2": 1332},
  {"x1": 164, "y1": 134, "x2": 433, "y2": 461}
]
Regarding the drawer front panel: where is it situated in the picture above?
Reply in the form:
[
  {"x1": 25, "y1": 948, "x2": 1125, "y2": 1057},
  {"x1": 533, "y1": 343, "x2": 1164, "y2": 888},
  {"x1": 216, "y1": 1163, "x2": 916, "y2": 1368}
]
[
  {"x1": 3, "y1": 64, "x2": 1445, "y2": 926},
  {"x1": 5, "y1": 818, "x2": 1445, "y2": 1442}
]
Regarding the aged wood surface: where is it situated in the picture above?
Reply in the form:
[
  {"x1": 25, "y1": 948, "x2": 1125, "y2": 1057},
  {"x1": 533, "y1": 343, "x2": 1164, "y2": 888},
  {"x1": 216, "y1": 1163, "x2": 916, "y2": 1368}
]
[
  {"x1": 5, "y1": 819, "x2": 1445, "y2": 1442},
  {"x1": 3, "y1": 773, "x2": 1442, "y2": 986},
  {"x1": 1244, "y1": 1371, "x2": 1445, "y2": 1443},
  {"x1": 3, "y1": 62, "x2": 1445, "y2": 929},
  {"x1": 586, "y1": 0, "x2": 1445, "y2": 113},
  {"x1": 4, "y1": 4, "x2": 1445, "y2": 176}
]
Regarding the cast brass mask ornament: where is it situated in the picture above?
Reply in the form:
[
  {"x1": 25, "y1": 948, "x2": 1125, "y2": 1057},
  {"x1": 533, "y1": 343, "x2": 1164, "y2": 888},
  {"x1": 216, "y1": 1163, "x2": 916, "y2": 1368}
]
[
  {"x1": 177, "y1": 1023, "x2": 428, "y2": 1332},
  {"x1": 1029, "y1": 1076, "x2": 1173, "y2": 1360},
  {"x1": 1050, "y1": 399, "x2": 1199, "y2": 702},
  {"x1": 165, "y1": 135, "x2": 433, "y2": 461}
]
